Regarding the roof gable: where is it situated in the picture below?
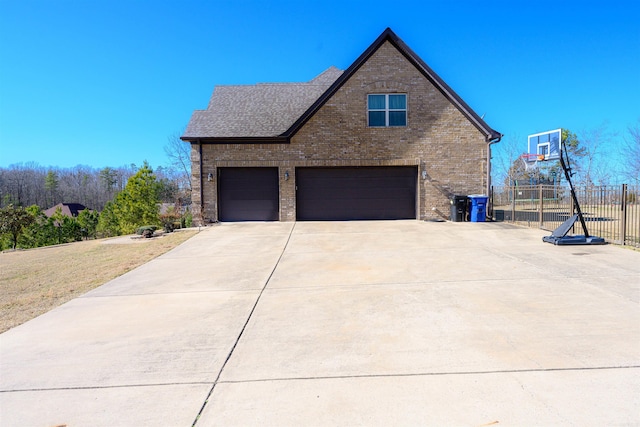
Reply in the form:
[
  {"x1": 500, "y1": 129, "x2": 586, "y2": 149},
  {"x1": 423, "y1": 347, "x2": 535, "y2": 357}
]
[
  {"x1": 181, "y1": 28, "x2": 500, "y2": 143},
  {"x1": 182, "y1": 67, "x2": 343, "y2": 142},
  {"x1": 284, "y1": 28, "x2": 500, "y2": 141}
]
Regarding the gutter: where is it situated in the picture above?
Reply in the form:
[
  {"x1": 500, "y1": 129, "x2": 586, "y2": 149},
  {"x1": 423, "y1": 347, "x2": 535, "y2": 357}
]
[
  {"x1": 197, "y1": 140, "x2": 204, "y2": 223},
  {"x1": 181, "y1": 136, "x2": 289, "y2": 144},
  {"x1": 486, "y1": 133, "x2": 503, "y2": 218}
]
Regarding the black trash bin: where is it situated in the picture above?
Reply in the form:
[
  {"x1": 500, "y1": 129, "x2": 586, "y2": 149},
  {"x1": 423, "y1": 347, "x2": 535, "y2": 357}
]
[{"x1": 450, "y1": 195, "x2": 468, "y2": 222}]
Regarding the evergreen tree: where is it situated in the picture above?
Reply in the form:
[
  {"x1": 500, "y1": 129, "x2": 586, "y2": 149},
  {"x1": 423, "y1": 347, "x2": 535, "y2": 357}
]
[
  {"x1": 50, "y1": 207, "x2": 82, "y2": 243},
  {"x1": 44, "y1": 170, "x2": 60, "y2": 206},
  {"x1": 97, "y1": 162, "x2": 160, "y2": 235},
  {"x1": 20, "y1": 205, "x2": 58, "y2": 248},
  {"x1": 77, "y1": 209, "x2": 99, "y2": 239},
  {"x1": 0, "y1": 204, "x2": 35, "y2": 250},
  {"x1": 96, "y1": 201, "x2": 120, "y2": 237}
]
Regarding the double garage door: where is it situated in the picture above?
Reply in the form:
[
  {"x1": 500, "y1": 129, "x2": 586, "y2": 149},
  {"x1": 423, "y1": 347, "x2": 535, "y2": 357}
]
[{"x1": 217, "y1": 166, "x2": 417, "y2": 221}]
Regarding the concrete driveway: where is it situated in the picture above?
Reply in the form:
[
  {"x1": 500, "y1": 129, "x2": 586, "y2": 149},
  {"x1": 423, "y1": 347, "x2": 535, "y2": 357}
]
[{"x1": 1, "y1": 221, "x2": 639, "y2": 426}]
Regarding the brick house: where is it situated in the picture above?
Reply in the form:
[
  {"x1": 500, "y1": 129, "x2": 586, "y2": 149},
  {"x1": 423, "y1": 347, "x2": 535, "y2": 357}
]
[{"x1": 182, "y1": 28, "x2": 501, "y2": 223}]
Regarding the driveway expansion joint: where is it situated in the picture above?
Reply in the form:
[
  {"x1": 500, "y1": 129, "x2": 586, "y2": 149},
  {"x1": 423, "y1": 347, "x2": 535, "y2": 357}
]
[
  {"x1": 215, "y1": 364, "x2": 640, "y2": 385},
  {"x1": 0, "y1": 381, "x2": 214, "y2": 394},
  {"x1": 191, "y1": 222, "x2": 297, "y2": 427}
]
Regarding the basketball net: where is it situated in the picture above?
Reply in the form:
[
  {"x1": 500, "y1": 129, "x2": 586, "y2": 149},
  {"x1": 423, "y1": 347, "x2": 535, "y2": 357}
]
[{"x1": 520, "y1": 153, "x2": 545, "y2": 171}]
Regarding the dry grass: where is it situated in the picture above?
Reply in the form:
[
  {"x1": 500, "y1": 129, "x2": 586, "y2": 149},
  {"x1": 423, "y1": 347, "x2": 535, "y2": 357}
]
[{"x1": 0, "y1": 230, "x2": 198, "y2": 333}]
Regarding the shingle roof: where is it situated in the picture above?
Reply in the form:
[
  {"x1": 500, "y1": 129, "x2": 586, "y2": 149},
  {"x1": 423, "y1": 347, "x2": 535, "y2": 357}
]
[
  {"x1": 181, "y1": 28, "x2": 501, "y2": 143},
  {"x1": 182, "y1": 66, "x2": 343, "y2": 140},
  {"x1": 44, "y1": 203, "x2": 88, "y2": 218}
]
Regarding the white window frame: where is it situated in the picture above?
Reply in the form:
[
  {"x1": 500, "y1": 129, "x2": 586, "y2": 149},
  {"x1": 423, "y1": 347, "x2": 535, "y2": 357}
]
[{"x1": 367, "y1": 93, "x2": 407, "y2": 127}]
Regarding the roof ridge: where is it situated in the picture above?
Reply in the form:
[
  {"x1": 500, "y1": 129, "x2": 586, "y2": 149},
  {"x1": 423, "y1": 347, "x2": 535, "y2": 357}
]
[
  {"x1": 228, "y1": 67, "x2": 343, "y2": 87},
  {"x1": 309, "y1": 66, "x2": 343, "y2": 83}
]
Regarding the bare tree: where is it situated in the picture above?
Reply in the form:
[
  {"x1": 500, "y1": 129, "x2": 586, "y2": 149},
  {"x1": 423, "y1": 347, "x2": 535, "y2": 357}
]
[
  {"x1": 0, "y1": 164, "x2": 138, "y2": 210},
  {"x1": 2, "y1": 163, "x2": 45, "y2": 207},
  {"x1": 164, "y1": 130, "x2": 192, "y2": 193},
  {"x1": 576, "y1": 123, "x2": 616, "y2": 186},
  {"x1": 622, "y1": 119, "x2": 640, "y2": 185},
  {"x1": 492, "y1": 133, "x2": 524, "y2": 186}
]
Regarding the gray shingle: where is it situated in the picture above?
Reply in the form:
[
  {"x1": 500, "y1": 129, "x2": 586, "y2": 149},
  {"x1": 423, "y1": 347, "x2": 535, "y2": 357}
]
[{"x1": 183, "y1": 66, "x2": 343, "y2": 139}]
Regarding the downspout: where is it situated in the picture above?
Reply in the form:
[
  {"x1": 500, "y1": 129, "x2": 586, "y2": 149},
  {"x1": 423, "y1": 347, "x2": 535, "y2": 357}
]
[
  {"x1": 486, "y1": 134, "x2": 502, "y2": 218},
  {"x1": 198, "y1": 140, "x2": 204, "y2": 223}
]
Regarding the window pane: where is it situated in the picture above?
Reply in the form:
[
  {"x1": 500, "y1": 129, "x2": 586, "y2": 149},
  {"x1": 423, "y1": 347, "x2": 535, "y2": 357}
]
[
  {"x1": 369, "y1": 111, "x2": 385, "y2": 126},
  {"x1": 389, "y1": 111, "x2": 406, "y2": 126},
  {"x1": 389, "y1": 94, "x2": 406, "y2": 109},
  {"x1": 368, "y1": 94, "x2": 385, "y2": 110}
]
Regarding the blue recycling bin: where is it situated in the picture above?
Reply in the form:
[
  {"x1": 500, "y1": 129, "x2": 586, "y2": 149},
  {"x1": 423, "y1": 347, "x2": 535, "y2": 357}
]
[{"x1": 468, "y1": 194, "x2": 488, "y2": 222}]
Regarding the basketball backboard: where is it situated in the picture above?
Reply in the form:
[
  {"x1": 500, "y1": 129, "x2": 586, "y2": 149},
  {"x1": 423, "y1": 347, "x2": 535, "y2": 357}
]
[{"x1": 528, "y1": 129, "x2": 561, "y2": 161}]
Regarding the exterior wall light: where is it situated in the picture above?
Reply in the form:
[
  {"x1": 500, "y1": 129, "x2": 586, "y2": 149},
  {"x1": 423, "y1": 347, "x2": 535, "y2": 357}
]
[
  {"x1": 421, "y1": 170, "x2": 427, "y2": 180},
  {"x1": 207, "y1": 173, "x2": 213, "y2": 182},
  {"x1": 284, "y1": 171, "x2": 289, "y2": 180}
]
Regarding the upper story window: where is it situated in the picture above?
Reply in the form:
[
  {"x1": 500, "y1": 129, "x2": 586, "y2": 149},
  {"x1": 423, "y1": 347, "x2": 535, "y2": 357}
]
[{"x1": 368, "y1": 94, "x2": 407, "y2": 127}]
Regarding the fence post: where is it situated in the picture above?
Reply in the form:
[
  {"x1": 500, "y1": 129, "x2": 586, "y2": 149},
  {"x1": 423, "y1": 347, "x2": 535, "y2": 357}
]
[
  {"x1": 489, "y1": 185, "x2": 494, "y2": 220},
  {"x1": 538, "y1": 184, "x2": 544, "y2": 228},
  {"x1": 570, "y1": 189, "x2": 575, "y2": 234},
  {"x1": 511, "y1": 186, "x2": 516, "y2": 223},
  {"x1": 620, "y1": 184, "x2": 627, "y2": 246}
]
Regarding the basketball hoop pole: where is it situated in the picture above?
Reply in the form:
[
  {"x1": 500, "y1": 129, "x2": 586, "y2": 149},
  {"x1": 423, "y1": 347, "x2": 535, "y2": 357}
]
[
  {"x1": 532, "y1": 128, "x2": 605, "y2": 244},
  {"x1": 559, "y1": 140, "x2": 590, "y2": 237}
]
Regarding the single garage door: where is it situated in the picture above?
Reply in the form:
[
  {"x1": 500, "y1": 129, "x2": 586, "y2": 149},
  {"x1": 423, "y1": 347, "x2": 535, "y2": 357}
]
[
  {"x1": 218, "y1": 167, "x2": 279, "y2": 221},
  {"x1": 296, "y1": 166, "x2": 417, "y2": 220}
]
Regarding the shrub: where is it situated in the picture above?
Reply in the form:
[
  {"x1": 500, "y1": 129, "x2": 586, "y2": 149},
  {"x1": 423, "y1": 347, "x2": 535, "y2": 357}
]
[
  {"x1": 160, "y1": 212, "x2": 181, "y2": 233},
  {"x1": 183, "y1": 211, "x2": 193, "y2": 228},
  {"x1": 136, "y1": 225, "x2": 157, "y2": 238}
]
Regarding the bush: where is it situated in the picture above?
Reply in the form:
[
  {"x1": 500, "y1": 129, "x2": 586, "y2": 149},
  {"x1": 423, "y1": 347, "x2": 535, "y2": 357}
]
[
  {"x1": 160, "y1": 212, "x2": 181, "y2": 233},
  {"x1": 136, "y1": 225, "x2": 157, "y2": 238},
  {"x1": 183, "y1": 211, "x2": 193, "y2": 228}
]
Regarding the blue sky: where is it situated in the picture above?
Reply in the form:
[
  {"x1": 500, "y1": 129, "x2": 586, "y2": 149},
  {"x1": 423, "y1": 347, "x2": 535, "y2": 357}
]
[{"x1": 1, "y1": 0, "x2": 638, "y2": 181}]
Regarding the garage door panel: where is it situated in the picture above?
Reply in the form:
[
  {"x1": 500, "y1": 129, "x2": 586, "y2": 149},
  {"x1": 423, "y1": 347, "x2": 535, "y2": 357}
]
[
  {"x1": 218, "y1": 168, "x2": 279, "y2": 221},
  {"x1": 296, "y1": 167, "x2": 417, "y2": 221}
]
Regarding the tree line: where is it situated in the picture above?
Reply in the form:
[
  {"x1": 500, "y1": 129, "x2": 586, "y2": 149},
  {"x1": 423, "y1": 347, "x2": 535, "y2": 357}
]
[
  {"x1": 0, "y1": 132, "x2": 192, "y2": 212},
  {"x1": 0, "y1": 163, "x2": 186, "y2": 211},
  {"x1": 0, "y1": 135, "x2": 193, "y2": 250},
  {"x1": 0, "y1": 162, "x2": 191, "y2": 250}
]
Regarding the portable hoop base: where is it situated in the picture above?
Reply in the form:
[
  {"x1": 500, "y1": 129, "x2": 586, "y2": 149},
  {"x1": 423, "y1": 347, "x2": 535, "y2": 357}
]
[
  {"x1": 543, "y1": 234, "x2": 607, "y2": 245},
  {"x1": 542, "y1": 213, "x2": 606, "y2": 246}
]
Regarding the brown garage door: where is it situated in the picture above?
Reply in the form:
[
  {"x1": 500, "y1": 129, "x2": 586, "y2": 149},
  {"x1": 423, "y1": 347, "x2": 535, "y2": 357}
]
[
  {"x1": 296, "y1": 167, "x2": 417, "y2": 220},
  {"x1": 218, "y1": 167, "x2": 279, "y2": 221}
]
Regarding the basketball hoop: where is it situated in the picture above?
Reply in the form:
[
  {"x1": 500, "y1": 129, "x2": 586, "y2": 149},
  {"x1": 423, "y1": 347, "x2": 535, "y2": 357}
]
[{"x1": 520, "y1": 153, "x2": 544, "y2": 171}]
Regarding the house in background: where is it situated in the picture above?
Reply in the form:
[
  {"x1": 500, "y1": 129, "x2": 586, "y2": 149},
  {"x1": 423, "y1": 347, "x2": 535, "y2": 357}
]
[
  {"x1": 44, "y1": 203, "x2": 88, "y2": 218},
  {"x1": 182, "y1": 28, "x2": 501, "y2": 224}
]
